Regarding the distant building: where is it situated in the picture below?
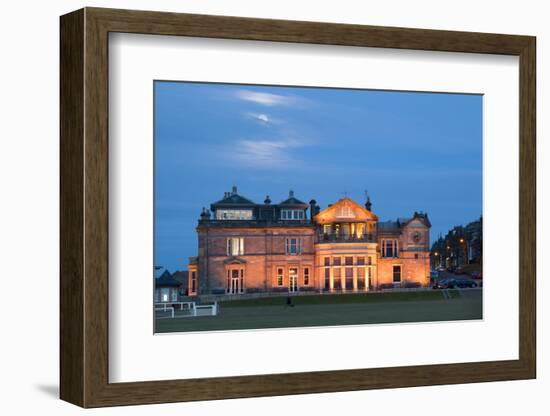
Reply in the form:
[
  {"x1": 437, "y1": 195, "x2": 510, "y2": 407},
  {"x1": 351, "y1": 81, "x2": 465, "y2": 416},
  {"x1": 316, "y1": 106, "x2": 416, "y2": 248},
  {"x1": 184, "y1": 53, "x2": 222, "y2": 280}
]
[
  {"x1": 430, "y1": 216, "x2": 482, "y2": 269},
  {"x1": 188, "y1": 187, "x2": 431, "y2": 296},
  {"x1": 154, "y1": 270, "x2": 181, "y2": 302}
]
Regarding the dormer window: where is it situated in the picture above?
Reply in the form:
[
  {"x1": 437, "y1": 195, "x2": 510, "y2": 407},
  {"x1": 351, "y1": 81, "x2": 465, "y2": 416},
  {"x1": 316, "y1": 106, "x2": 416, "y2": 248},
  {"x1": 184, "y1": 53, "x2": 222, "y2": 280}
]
[
  {"x1": 216, "y1": 209, "x2": 253, "y2": 220},
  {"x1": 281, "y1": 209, "x2": 305, "y2": 220}
]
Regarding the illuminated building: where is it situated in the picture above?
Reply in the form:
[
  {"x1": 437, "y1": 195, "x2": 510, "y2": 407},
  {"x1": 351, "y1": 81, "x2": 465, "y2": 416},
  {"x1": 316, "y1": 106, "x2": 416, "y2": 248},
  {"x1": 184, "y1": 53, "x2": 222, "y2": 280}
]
[{"x1": 188, "y1": 186, "x2": 431, "y2": 296}]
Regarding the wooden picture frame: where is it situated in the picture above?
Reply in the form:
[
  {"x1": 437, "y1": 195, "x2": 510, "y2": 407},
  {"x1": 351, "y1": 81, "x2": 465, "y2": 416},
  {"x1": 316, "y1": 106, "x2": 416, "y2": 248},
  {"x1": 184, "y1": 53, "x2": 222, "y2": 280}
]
[{"x1": 60, "y1": 7, "x2": 536, "y2": 408}]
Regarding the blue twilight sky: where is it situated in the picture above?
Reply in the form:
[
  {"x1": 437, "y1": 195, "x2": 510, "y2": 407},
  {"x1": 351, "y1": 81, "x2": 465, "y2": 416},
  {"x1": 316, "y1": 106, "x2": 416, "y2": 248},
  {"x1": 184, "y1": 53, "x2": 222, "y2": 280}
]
[{"x1": 154, "y1": 81, "x2": 482, "y2": 273}]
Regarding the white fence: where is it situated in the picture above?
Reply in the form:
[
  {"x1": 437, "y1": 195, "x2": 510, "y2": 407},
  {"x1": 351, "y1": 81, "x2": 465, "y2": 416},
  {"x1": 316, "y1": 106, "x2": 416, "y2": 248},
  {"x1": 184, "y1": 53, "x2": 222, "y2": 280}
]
[{"x1": 154, "y1": 302, "x2": 218, "y2": 319}]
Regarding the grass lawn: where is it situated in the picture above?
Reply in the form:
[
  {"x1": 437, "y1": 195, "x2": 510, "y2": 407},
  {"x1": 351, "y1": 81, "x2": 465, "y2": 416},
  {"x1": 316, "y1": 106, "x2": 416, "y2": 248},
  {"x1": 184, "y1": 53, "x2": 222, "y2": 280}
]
[{"x1": 155, "y1": 289, "x2": 482, "y2": 333}]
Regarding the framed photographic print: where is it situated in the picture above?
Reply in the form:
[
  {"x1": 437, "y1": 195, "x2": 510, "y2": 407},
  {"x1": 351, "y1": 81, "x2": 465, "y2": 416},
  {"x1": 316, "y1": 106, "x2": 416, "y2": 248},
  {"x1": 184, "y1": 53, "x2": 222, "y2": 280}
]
[{"x1": 60, "y1": 7, "x2": 536, "y2": 408}]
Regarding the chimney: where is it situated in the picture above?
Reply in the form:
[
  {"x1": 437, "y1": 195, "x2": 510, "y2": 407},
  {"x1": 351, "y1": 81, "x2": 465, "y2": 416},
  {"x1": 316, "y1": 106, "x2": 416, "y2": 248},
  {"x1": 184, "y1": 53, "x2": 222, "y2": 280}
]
[
  {"x1": 231, "y1": 186, "x2": 238, "y2": 196},
  {"x1": 264, "y1": 195, "x2": 271, "y2": 204},
  {"x1": 289, "y1": 190, "x2": 294, "y2": 198},
  {"x1": 309, "y1": 199, "x2": 317, "y2": 221}
]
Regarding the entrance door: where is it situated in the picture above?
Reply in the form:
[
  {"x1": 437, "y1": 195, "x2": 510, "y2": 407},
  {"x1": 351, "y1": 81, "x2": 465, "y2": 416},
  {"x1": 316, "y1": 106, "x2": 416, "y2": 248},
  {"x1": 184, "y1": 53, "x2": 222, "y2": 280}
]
[
  {"x1": 230, "y1": 269, "x2": 240, "y2": 294},
  {"x1": 288, "y1": 267, "x2": 298, "y2": 292}
]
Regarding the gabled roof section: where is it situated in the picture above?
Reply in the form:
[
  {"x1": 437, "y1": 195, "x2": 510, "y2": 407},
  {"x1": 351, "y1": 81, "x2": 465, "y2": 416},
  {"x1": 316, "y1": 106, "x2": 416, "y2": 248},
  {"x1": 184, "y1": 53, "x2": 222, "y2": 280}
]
[
  {"x1": 279, "y1": 190, "x2": 308, "y2": 207},
  {"x1": 403, "y1": 212, "x2": 431, "y2": 228},
  {"x1": 314, "y1": 197, "x2": 378, "y2": 224},
  {"x1": 155, "y1": 272, "x2": 181, "y2": 288},
  {"x1": 223, "y1": 256, "x2": 247, "y2": 265},
  {"x1": 211, "y1": 186, "x2": 255, "y2": 206}
]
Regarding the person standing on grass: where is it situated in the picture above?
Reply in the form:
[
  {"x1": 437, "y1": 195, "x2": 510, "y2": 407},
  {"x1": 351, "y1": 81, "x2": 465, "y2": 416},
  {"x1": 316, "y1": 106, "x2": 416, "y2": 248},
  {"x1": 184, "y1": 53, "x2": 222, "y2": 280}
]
[{"x1": 286, "y1": 295, "x2": 294, "y2": 307}]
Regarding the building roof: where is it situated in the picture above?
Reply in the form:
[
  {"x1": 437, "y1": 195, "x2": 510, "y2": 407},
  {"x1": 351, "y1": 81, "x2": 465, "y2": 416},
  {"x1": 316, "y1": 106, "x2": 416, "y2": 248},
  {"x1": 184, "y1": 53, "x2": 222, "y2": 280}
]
[
  {"x1": 378, "y1": 212, "x2": 431, "y2": 230},
  {"x1": 279, "y1": 190, "x2": 308, "y2": 207},
  {"x1": 377, "y1": 220, "x2": 400, "y2": 229},
  {"x1": 155, "y1": 271, "x2": 181, "y2": 288},
  {"x1": 172, "y1": 270, "x2": 188, "y2": 284},
  {"x1": 212, "y1": 193, "x2": 255, "y2": 206},
  {"x1": 314, "y1": 197, "x2": 378, "y2": 224}
]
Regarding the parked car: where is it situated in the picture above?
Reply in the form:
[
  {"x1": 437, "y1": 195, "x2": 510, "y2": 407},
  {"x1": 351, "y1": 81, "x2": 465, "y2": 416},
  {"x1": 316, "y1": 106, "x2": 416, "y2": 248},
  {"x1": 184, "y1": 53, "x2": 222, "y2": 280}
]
[
  {"x1": 433, "y1": 278, "x2": 477, "y2": 289},
  {"x1": 433, "y1": 278, "x2": 456, "y2": 289},
  {"x1": 436, "y1": 266, "x2": 446, "y2": 272},
  {"x1": 454, "y1": 278, "x2": 477, "y2": 288},
  {"x1": 455, "y1": 266, "x2": 466, "y2": 274},
  {"x1": 470, "y1": 271, "x2": 483, "y2": 279}
]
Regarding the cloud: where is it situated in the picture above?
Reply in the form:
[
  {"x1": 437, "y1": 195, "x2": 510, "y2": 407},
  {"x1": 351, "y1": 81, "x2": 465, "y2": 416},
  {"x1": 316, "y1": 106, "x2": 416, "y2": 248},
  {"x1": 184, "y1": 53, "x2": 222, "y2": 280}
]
[
  {"x1": 236, "y1": 90, "x2": 298, "y2": 107},
  {"x1": 229, "y1": 138, "x2": 306, "y2": 169},
  {"x1": 255, "y1": 113, "x2": 270, "y2": 122},
  {"x1": 246, "y1": 112, "x2": 279, "y2": 125}
]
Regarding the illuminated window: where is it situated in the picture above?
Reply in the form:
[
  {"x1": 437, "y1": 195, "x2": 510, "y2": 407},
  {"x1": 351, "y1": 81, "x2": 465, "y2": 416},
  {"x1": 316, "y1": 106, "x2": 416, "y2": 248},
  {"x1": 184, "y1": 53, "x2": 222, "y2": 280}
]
[
  {"x1": 337, "y1": 206, "x2": 354, "y2": 218},
  {"x1": 227, "y1": 237, "x2": 244, "y2": 256},
  {"x1": 285, "y1": 238, "x2": 302, "y2": 255},
  {"x1": 281, "y1": 209, "x2": 305, "y2": 220},
  {"x1": 191, "y1": 271, "x2": 197, "y2": 293},
  {"x1": 277, "y1": 268, "x2": 284, "y2": 286},
  {"x1": 393, "y1": 265, "x2": 401, "y2": 282},
  {"x1": 303, "y1": 268, "x2": 310, "y2": 285},
  {"x1": 216, "y1": 209, "x2": 253, "y2": 220}
]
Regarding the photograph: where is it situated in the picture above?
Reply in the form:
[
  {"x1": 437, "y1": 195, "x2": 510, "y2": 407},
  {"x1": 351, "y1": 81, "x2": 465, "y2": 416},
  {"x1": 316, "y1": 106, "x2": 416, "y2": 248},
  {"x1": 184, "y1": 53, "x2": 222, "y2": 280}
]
[{"x1": 153, "y1": 81, "x2": 483, "y2": 333}]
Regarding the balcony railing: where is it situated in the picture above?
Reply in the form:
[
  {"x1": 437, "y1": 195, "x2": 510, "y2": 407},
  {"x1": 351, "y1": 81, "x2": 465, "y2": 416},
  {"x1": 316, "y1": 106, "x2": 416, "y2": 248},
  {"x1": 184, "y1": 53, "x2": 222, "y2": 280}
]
[{"x1": 317, "y1": 233, "x2": 375, "y2": 243}]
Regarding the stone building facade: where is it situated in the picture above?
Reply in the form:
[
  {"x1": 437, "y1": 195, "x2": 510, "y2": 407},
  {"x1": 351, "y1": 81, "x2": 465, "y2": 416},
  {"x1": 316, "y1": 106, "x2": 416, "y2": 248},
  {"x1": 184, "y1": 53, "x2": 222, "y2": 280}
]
[{"x1": 188, "y1": 187, "x2": 431, "y2": 296}]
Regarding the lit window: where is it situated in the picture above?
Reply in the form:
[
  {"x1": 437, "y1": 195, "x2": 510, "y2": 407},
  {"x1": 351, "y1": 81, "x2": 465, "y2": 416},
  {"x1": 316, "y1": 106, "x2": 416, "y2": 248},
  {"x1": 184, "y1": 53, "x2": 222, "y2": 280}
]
[
  {"x1": 227, "y1": 237, "x2": 244, "y2": 256},
  {"x1": 191, "y1": 271, "x2": 197, "y2": 293},
  {"x1": 281, "y1": 209, "x2": 305, "y2": 220},
  {"x1": 303, "y1": 268, "x2": 310, "y2": 285},
  {"x1": 277, "y1": 268, "x2": 284, "y2": 286},
  {"x1": 285, "y1": 238, "x2": 301, "y2": 255},
  {"x1": 216, "y1": 209, "x2": 253, "y2": 220},
  {"x1": 337, "y1": 206, "x2": 354, "y2": 218}
]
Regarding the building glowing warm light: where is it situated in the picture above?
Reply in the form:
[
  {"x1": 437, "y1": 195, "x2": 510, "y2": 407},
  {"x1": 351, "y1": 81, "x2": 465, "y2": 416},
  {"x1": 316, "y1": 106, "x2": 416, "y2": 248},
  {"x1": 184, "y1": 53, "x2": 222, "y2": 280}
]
[{"x1": 188, "y1": 187, "x2": 431, "y2": 296}]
